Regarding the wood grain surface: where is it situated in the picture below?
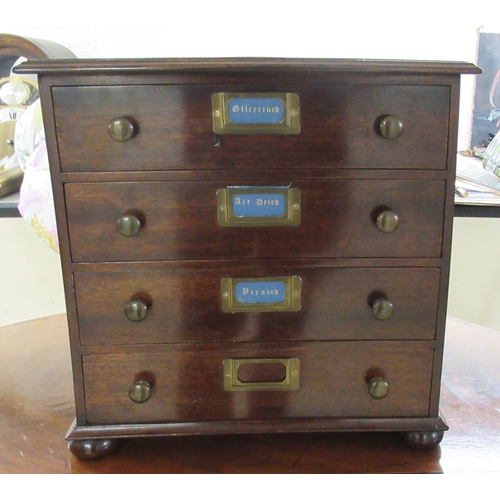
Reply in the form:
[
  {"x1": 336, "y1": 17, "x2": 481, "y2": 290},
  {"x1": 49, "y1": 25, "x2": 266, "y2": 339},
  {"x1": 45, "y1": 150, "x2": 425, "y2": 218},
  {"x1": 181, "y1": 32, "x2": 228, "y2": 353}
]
[
  {"x1": 52, "y1": 84, "x2": 450, "y2": 172},
  {"x1": 74, "y1": 266, "x2": 440, "y2": 345},
  {"x1": 1, "y1": 315, "x2": 498, "y2": 473},
  {"x1": 64, "y1": 179, "x2": 445, "y2": 262}
]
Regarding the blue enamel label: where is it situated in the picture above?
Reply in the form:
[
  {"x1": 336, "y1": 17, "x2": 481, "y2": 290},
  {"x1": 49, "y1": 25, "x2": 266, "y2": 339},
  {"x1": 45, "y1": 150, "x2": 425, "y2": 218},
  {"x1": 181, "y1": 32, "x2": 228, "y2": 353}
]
[
  {"x1": 232, "y1": 192, "x2": 286, "y2": 218},
  {"x1": 235, "y1": 281, "x2": 287, "y2": 304},
  {"x1": 227, "y1": 98, "x2": 285, "y2": 124}
]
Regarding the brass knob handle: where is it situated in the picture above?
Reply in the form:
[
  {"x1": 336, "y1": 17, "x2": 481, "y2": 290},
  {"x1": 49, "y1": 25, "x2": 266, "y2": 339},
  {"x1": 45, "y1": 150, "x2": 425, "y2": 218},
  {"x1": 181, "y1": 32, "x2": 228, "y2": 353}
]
[
  {"x1": 108, "y1": 116, "x2": 136, "y2": 142},
  {"x1": 368, "y1": 377, "x2": 390, "y2": 399},
  {"x1": 124, "y1": 299, "x2": 149, "y2": 322},
  {"x1": 372, "y1": 298, "x2": 394, "y2": 320},
  {"x1": 116, "y1": 214, "x2": 142, "y2": 237},
  {"x1": 376, "y1": 210, "x2": 399, "y2": 233},
  {"x1": 378, "y1": 115, "x2": 404, "y2": 140},
  {"x1": 129, "y1": 380, "x2": 151, "y2": 404}
]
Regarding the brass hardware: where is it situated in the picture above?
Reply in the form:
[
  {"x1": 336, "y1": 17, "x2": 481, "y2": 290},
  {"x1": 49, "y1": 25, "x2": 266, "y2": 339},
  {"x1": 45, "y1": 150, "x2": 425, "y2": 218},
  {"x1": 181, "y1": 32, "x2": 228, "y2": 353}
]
[
  {"x1": 376, "y1": 210, "x2": 399, "y2": 233},
  {"x1": 217, "y1": 187, "x2": 301, "y2": 227},
  {"x1": 212, "y1": 92, "x2": 300, "y2": 134},
  {"x1": 108, "y1": 116, "x2": 136, "y2": 142},
  {"x1": 116, "y1": 214, "x2": 142, "y2": 237},
  {"x1": 129, "y1": 380, "x2": 151, "y2": 404},
  {"x1": 368, "y1": 377, "x2": 390, "y2": 399},
  {"x1": 221, "y1": 276, "x2": 302, "y2": 313},
  {"x1": 223, "y1": 358, "x2": 300, "y2": 391},
  {"x1": 124, "y1": 299, "x2": 149, "y2": 322},
  {"x1": 0, "y1": 167, "x2": 23, "y2": 197},
  {"x1": 372, "y1": 298, "x2": 394, "y2": 320},
  {"x1": 378, "y1": 115, "x2": 404, "y2": 140}
]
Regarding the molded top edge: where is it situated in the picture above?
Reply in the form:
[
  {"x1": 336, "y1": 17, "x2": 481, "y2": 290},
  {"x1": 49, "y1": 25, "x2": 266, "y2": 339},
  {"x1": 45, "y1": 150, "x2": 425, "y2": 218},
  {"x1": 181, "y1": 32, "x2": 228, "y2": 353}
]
[{"x1": 14, "y1": 57, "x2": 481, "y2": 75}]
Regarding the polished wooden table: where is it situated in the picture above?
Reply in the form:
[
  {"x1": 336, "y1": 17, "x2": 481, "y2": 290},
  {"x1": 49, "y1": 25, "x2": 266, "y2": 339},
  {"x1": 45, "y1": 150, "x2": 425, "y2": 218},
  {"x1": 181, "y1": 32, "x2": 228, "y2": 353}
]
[{"x1": 1, "y1": 314, "x2": 499, "y2": 473}]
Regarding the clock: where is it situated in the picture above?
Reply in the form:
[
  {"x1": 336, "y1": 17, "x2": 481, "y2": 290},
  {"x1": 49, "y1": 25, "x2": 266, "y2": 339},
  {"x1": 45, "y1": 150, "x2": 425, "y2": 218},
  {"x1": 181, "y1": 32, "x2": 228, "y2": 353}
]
[
  {"x1": 0, "y1": 33, "x2": 75, "y2": 211},
  {"x1": 0, "y1": 33, "x2": 76, "y2": 173},
  {"x1": 0, "y1": 75, "x2": 39, "y2": 169}
]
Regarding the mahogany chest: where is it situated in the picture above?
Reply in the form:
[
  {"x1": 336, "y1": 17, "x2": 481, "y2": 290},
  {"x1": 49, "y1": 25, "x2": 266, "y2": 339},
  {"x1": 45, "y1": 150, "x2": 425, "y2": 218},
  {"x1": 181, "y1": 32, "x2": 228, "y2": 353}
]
[{"x1": 17, "y1": 58, "x2": 480, "y2": 458}]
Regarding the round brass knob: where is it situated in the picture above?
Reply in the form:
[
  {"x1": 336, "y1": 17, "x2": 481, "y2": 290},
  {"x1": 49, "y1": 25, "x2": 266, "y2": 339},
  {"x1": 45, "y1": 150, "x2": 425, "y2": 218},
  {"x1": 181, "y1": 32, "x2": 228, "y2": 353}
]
[
  {"x1": 108, "y1": 116, "x2": 136, "y2": 142},
  {"x1": 376, "y1": 210, "x2": 399, "y2": 233},
  {"x1": 116, "y1": 214, "x2": 142, "y2": 237},
  {"x1": 378, "y1": 115, "x2": 404, "y2": 140},
  {"x1": 129, "y1": 380, "x2": 152, "y2": 404},
  {"x1": 368, "y1": 377, "x2": 390, "y2": 399},
  {"x1": 372, "y1": 298, "x2": 394, "y2": 320},
  {"x1": 125, "y1": 299, "x2": 149, "y2": 322}
]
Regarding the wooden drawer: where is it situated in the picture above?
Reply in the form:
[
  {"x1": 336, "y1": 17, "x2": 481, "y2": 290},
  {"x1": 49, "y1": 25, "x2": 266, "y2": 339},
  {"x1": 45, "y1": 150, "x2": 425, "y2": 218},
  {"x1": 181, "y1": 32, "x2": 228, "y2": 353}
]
[
  {"x1": 65, "y1": 179, "x2": 445, "y2": 262},
  {"x1": 74, "y1": 267, "x2": 440, "y2": 345},
  {"x1": 82, "y1": 343, "x2": 434, "y2": 425},
  {"x1": 52, "y1": 84, "x2": 450, "y2": 172}
]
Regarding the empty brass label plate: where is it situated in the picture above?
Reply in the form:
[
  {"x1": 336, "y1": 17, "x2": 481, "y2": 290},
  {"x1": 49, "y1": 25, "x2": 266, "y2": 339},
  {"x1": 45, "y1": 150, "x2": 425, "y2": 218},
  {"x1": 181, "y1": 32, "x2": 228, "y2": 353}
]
[
  {"x1": 217, "y1": 186, "x2": 301, "y2": 227},
  {"x1": 221, "y1": 276, "x2": 301, "y2": 313},
  {"x1": 212, "y1": 92, "x2": 300, "y2": 134},
  {"x1": 223, "y1": 358, "x2": 300, "y2": 391}
]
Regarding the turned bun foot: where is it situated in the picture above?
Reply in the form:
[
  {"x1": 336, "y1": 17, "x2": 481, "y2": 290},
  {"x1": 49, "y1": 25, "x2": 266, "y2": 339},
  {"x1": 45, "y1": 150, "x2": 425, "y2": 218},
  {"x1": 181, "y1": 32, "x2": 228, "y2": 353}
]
[
  {"x1": 401, "y1": 430, "x2": 444, "y2": 450},
  {"x1": 68, "y1": 438, "x2": 120, "y2": 459}
]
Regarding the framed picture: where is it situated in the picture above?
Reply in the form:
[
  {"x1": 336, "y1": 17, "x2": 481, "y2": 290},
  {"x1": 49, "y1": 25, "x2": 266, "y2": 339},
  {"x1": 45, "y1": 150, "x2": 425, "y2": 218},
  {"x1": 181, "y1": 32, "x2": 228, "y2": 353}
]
[{"x1": 470, "y1": 28, "x2": 500, "y2": 149}]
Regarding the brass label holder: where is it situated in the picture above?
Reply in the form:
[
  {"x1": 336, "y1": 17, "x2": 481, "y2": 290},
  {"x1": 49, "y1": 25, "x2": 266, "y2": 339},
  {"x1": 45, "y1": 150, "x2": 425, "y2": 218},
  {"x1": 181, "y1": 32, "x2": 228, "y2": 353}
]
[
  {"x1": 221, "y1": 276, "x2": 301, "y2": 313},
  {"x1": 212, "y1": 92, "x2": 300, "y2": 134},
  {"x1": 217, "y1": 186, "x2": 301, "y2": 227},
  {"x1": 223, "y1": 358, "x2": 300, "y2": 391}
]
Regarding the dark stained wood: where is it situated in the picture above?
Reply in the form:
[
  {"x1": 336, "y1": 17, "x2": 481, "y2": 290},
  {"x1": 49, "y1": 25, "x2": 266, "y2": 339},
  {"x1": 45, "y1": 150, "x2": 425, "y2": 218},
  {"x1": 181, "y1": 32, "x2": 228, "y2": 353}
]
[
  {"x1": 67, "y1": 415, "x2": 448, "y2": 439},
  {"x1": 59, "y1": 167, "x2": 449, "y2": 183},
  {"x1": 0, "y1": 315, "x2": 498, "y2": 473},
  {"x1": 20, "y1": 58, "x2": 479, "y2": 457},
  {"x1": 82, "y1": 344, "x2": 434, "y2": 425},
  {"x1": 0, "y1": 315, "x2": 74, "y2": 473},
  {"x1": 52, "y1": 84, "x2": 450, "y2": 172},
  {"x1": 74, "y1": 267, "x2": 440, "y2": 345},
  {"x1": 15, "y1": 57, "x2": 481, "y2": 75},
  {"x1": 64, "y1": 179, "x2": 445, "y2": 262},
  {"x1": 68, "y1": 438, "x2": 120, "y2": 460},
  {"x1": 0, "y1": 33, "x2": 76, "y2": 59},
  {"x1": 402, "y1": 430, "x2": 445, "y2": 450}
]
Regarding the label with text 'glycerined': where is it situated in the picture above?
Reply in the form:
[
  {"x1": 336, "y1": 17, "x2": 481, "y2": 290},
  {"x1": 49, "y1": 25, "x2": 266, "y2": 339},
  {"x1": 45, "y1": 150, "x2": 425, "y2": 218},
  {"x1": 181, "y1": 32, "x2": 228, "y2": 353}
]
[
  {"x1": 212, "y1": 92, "x2": 300, "y2": 134},
  {"x1": 227, "y1": 97, "x2": 285, "y2": 125}
]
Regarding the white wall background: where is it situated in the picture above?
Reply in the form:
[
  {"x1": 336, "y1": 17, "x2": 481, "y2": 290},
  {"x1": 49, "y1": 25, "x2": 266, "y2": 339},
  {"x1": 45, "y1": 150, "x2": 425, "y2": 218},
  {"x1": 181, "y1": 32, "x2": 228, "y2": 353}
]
[
  {"x1": 1, "y1": 1, "x2": 500, "y2": 327},
  {"x1": 2, "y1": 1, "x2": 499, "y2": 149}
]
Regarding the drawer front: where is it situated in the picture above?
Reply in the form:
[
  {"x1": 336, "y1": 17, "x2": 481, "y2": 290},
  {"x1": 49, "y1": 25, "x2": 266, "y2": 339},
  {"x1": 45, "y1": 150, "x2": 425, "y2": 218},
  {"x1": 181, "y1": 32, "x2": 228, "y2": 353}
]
[
  {"x1": 82, "y1": 344, "x2": 434, "y2": 425},
  {"x1": 52, "y1": 84, "x2": 450, "y2": 172},
  {"x1": 75, "y1": 267, "x2": 440, "y2": 345},
  {"x1": 65, "y1": 179, "x2": 445, "y2": 262}
]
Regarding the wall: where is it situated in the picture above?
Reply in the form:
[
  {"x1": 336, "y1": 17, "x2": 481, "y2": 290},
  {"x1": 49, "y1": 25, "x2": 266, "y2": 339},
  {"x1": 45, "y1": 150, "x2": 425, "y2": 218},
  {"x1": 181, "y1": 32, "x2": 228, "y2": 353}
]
[
  {"x1": 0, "y1": 219, "x2": 64, "y2": 326},
  {"x1": 448, "y1": 217, "x2": 500, "y2": 328},
  {"x1": 1, "y1": 2, "x2": 500, "y2": 327},
  {"x1": 2, "y1": 3, "x2": 496, "y2": 149}
]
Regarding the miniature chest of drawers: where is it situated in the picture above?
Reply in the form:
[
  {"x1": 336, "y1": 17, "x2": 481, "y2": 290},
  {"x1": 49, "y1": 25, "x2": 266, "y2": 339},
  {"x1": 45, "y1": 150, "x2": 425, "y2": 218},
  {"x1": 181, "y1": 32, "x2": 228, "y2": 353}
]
[{"x1": 18, "y1": 58, "x2": 480, "y2": 458}]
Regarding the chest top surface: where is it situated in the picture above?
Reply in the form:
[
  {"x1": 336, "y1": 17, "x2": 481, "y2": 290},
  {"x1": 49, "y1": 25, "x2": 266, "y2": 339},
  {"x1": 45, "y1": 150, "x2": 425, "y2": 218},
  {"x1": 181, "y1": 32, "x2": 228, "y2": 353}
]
[{"x1": 15, "y1": 57, "x2": 481, "y2": 75}]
